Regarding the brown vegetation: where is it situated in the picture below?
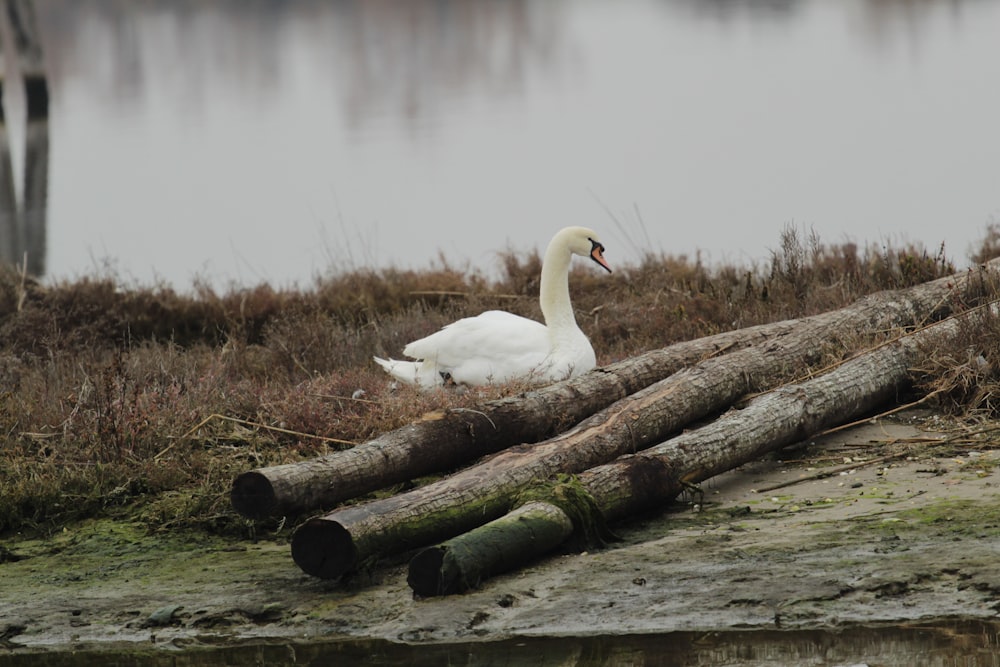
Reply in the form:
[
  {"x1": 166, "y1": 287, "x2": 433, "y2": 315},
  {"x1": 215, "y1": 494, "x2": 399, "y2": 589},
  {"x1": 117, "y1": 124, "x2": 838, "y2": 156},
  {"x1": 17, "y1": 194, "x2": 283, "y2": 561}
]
[{"x1": 0, "y1": 225, "x2": 996, "y2": 538}]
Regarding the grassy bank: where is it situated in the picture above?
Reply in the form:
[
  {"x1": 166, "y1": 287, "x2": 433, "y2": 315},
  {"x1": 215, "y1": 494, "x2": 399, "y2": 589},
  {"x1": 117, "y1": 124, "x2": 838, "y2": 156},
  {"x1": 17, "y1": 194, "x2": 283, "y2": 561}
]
[{"x1": 1, "y1": 225, "x2": 996, "y2": 539}]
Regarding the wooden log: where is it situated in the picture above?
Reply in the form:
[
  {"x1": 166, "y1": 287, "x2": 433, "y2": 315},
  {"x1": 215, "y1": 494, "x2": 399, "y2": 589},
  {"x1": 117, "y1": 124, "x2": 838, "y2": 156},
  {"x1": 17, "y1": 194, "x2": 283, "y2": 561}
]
[
  {"x1": 407, "y1": 501, "x2": 574, "y2": 597},
  {"x1": 234, "y1": 263, "x2": 991, "y2": 520},
  {"x1": 407, "y1": 305, "x2": 986, "y2": 595},
  {"x1": 291, "y1": 266, "x2": 999, "y2": 579},
  {"x1": 233, "y1": 316, "x2": 793, "y2": 519}
]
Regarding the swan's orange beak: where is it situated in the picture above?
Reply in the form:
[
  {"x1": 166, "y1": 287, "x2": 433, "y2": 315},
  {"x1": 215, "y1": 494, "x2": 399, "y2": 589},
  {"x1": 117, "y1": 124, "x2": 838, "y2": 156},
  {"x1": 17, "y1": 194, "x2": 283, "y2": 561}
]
[{"x1": 590, "y1": 241, "x2": 612, "y2": 273}]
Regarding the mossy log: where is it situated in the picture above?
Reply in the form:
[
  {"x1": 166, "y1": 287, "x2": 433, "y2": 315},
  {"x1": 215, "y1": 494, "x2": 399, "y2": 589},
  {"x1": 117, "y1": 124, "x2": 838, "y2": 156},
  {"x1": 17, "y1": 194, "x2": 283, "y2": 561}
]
[
  {"x1": 407, "y1": 501, "x2": 574, "y2": 597},
  {"x1": 290, "y1": 265, "x2": 999, "y2": 580},
  {"x1": 235, "y1": 263, "x2": 994, "y2": 521},
  {"x1": 408, "y1": 305, "x2": 989, "y2": 595}
]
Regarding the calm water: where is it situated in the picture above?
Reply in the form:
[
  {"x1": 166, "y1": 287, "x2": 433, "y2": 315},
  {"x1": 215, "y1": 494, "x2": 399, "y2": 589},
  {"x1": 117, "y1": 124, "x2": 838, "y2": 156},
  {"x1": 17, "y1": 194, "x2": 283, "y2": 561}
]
[
  {"x1": 3, "y1": 622, "x2": 1000, "y2": 666},
  {"x1": 1, "y1": 0, "x2": 998, "y2": 289}
]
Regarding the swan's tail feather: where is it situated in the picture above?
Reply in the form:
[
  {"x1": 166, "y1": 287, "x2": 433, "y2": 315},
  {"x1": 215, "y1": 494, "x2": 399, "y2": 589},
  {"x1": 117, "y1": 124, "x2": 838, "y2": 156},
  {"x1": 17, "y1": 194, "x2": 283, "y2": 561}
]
[{"x1": 373, "y1": 356, "x2": 443, "y2": 388}]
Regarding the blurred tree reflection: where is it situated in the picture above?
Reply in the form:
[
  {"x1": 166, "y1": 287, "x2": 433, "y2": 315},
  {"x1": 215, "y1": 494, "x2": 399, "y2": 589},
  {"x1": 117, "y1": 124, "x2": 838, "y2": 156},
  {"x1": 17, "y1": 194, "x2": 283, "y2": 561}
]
[{"x1": 0, "y1": 0, "x2": 48, "y2": 278}]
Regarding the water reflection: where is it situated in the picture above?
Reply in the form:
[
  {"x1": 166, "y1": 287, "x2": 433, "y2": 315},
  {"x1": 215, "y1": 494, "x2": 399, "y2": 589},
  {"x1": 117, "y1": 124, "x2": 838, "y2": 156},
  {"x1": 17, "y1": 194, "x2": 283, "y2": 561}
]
[
  {"x1": 2, "y1": 621, "x2": 1000, "y2": 666},
  {"x1": 326, "y1": 1, "x2": 565, "y2": 134},
  {"x1": 35, "y1": 1, "x2": 566, "y2": 130},
  {"x1": 852, "y1": 0, "x2": 970, "y2": 41},
  {"x1": 0, "y1": 0, "x2": 995, "y2": 287},
  {"x1": 662, "y1": 0, "x2": 803, "y2": 21},
  {"x1": 0, "y1": 0, "x2": 49, "y2": 277}
]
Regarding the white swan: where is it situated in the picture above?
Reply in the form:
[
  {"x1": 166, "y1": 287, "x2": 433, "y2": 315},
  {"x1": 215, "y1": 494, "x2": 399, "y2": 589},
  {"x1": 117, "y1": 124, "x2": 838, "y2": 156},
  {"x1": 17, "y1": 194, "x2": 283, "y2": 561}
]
[{"x1": 374, "y1": 226, "x2": 612, "y2": 388}]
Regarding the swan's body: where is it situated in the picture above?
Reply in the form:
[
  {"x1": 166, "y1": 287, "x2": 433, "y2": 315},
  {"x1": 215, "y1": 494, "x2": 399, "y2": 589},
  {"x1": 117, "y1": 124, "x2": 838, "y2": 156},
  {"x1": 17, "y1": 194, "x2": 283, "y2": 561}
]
[{"x1": 374, "y1": 226, "x2": 612, "y2": 388}]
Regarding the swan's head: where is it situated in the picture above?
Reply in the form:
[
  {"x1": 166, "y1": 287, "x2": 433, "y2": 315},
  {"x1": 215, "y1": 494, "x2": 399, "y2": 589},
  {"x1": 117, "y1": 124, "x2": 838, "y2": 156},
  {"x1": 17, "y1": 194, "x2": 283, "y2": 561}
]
[{"x1": 559, "y1": 226, "x2": 612, "y2": 273}]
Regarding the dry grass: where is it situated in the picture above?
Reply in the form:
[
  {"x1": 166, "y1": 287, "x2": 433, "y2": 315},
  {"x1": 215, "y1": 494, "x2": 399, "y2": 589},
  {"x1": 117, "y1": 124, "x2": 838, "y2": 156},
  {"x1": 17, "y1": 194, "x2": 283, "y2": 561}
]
[
  {"x1": 911, "y1": 306, "x2": 1000, "y2": 418},
  {"x1": 0, "y1": 225, "x2": 995, "y2": 538}
]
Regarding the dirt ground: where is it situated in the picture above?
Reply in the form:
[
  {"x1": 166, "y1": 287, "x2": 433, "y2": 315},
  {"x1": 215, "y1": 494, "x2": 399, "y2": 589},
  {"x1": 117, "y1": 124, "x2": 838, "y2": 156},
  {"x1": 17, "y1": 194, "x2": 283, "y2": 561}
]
[{"x1": 3, "y1": 409, "x2": 1000, "y2": 663}]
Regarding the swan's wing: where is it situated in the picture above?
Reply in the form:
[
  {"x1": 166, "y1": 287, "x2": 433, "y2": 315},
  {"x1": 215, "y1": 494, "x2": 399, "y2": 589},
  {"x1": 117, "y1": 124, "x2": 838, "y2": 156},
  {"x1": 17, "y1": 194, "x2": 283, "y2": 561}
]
[
  {"x1": 403, "y1": 311, "x2": 548, "y2": 361},
  {"x1": 403, "y1": 311, "x2": 551, "y2": 385}
]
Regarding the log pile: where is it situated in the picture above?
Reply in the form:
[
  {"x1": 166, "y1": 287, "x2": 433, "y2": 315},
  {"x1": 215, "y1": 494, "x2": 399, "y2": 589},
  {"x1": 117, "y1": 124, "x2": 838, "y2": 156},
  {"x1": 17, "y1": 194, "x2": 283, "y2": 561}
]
[{"x1": 231, "y1": 261, "x2": 1000, "y2": 595}]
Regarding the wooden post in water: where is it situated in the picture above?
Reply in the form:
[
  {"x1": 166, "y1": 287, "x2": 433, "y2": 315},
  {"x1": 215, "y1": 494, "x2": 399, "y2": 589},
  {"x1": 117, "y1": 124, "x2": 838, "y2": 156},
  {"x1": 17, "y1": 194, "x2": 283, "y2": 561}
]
[
  {"x1": 9, "y1": 0, "x2": 47, "y2": 276},
  {"x1": 6, "y1": 0, "x2": 47, "y2": 276},
  {"x1": 0, "y1": 0, "x2": 48, "y2": 276},
  {"x1": 0, "y1": 3, "x2": 18, "y2": 269}
]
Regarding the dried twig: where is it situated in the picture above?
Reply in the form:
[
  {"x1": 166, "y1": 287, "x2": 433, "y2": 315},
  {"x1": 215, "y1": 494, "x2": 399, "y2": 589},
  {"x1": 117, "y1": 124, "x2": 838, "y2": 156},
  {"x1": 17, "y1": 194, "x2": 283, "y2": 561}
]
[
  {"x1": 754, "y1": 453, "x2": 901, "y2": 494},
  {"x1": 311, "y1": 392, "x2": 380, "y2": 405},
  {"x1": 757, "y1": 415, "x2": 1000, "y2": 494},
  {"x1": 813, "y1": 392, "x2": 940, "y2": 438},
  {"x1": 155, "y1": 414, "x2": 357, "y2": 461},
  {"x1": 272, "y1": 339, "x2": 312, "y2": 378},
  {"x1": 448, "y1": 408, "x2": 498, "y2": 430}
]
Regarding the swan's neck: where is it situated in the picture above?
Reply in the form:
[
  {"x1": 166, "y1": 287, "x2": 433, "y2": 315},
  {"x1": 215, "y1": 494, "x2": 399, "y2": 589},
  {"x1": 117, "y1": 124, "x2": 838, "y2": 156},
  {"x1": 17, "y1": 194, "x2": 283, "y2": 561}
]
[{"x1": 539, "y1": 238, "x2": 579, "y2": 336}]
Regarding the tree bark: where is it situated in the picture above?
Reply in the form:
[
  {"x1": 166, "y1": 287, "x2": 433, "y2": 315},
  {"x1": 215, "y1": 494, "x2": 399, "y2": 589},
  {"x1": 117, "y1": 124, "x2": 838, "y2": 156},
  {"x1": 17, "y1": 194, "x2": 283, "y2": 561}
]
[
  {"x1": 406, "y1": 501, "x2": 574, "y2": 597},
  {"x1": 407, "y1": 305, "x2": 989, "y2": 595},
  {"x1": 234, "y1": 263, "x2": 994, "y2": 520},
  {"x1": 291, "y1": 266, "x2": 999, "y2": 580}
]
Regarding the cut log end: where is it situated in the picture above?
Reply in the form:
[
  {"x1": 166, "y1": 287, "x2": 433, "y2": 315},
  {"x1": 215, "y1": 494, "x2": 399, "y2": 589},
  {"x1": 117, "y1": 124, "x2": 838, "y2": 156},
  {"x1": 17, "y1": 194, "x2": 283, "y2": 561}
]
[
  {"x1": 291, "y1": 519, "x2": 357, "y2": 580},
  {"x1": 230, "y1": 471, "x2": 278, "y2": 520},
  {"x1": 407, "y1": 546, "x2": 458, "y2": 597}
]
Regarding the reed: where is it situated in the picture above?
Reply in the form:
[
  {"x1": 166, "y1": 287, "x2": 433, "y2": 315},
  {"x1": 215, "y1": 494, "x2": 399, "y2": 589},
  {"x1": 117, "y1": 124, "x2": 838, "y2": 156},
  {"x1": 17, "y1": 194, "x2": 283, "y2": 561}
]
[{"x1": 0, "y1": 225, "x2": 992, "y2": 537}]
